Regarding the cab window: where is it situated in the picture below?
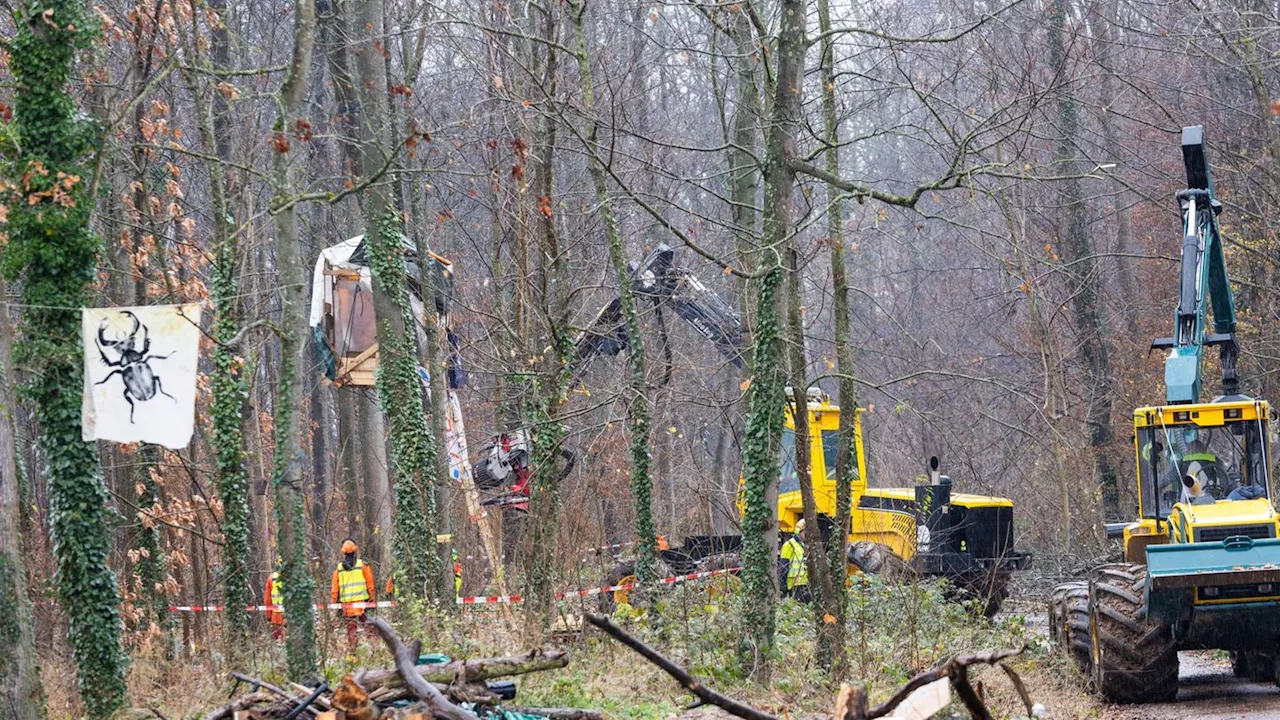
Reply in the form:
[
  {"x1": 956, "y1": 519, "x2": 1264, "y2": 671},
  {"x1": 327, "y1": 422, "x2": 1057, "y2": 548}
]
[{"x1": 779, "y1": 428, "x2": 799, "y2": 494}]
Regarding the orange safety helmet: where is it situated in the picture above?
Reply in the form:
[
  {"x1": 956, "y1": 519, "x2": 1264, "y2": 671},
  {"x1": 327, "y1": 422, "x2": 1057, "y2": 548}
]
[{"x1": 341, "y1": 539, "x2": 358, "y2": 554}]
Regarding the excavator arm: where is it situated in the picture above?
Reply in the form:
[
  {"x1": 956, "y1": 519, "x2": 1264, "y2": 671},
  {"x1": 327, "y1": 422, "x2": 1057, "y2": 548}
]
[
  {"x1": 569, "y1": 244, "x2": 745, "y2": 373},
  {"x1": 1150, "y1": 126, "x2": 1239, "y2": 404},
  {"x1": 475, "y1": 244, "x2": 745, "y2": 505}
]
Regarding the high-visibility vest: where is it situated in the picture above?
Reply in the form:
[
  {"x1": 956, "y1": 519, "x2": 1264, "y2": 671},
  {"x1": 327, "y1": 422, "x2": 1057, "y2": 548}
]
[
  {"x1": 270, "y1": 573, "x2": 284, "y2": 606},
  {"x1": 1184, "y1": 451, "x2": 1218, "y2": 463},
  {"x1": 337, "y1": 560, "x2": 370, "y2": 603},
  {"x1": 781, "y1": 537, "x2": 808, "y2": 589}
]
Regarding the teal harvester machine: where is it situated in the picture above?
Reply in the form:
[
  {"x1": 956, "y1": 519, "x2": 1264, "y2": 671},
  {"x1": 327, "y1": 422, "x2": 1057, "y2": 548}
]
[{"x1": 1047, "y1": 126, "x2": 1280, "y2": 702}]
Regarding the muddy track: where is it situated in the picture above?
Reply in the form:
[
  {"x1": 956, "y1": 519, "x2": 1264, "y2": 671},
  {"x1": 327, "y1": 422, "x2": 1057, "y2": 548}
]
[
  {"x1": 1016, "y1": 606, "x2": 1280, "y2": 718},
  {"x1": 1100, "y1": 651, "x2": 1280, "y2": 720}
]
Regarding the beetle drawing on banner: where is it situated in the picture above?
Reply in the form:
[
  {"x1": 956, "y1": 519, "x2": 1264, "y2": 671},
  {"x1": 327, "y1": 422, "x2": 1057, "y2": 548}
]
[{"x1": 95, "y1": 310, "x2": 175, "y2": 422}]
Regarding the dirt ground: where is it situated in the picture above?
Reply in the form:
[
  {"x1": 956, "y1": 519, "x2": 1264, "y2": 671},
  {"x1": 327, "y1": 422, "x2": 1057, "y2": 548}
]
[
  {"x1": 1012, "y1": 603, "x2": 1280, "y2": 719},
  {"x1": 1100, "y1": 651, "x2": 1280, "y2": 720}
]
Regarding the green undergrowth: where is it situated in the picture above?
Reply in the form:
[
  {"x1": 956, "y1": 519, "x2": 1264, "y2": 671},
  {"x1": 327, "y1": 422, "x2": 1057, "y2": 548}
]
[
  {"x1": 83, "y1": 577, "x2": 1052, "y2": 719},
  {"x1": 497, "y1": 577, "x2": 1038, "y2": 720}
]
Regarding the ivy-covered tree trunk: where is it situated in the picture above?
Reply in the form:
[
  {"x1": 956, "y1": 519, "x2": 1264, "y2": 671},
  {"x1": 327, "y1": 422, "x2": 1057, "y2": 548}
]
[
  {"x1": 186, "y1": 0, "x2": 254, "y2": 648},
  {"x1": 523, "y1": 2, "x2": 572, "y2": 643},
  {"x1": 350, "y1": 0, "x2": 445, "y2": 602},
  {"x1": 738, "y1": 0, "x2": 805, "y2": 677},
  {"x1": 816, "y1": 0, "x2": 850, "y2": 675},
  {"x1": 1049, "y1": 0, "x2": 1119, "y2": 520},
  {"x1": 133, "y1": 445, "x2": 167, "y2": 628},
  {"x1": 569, "y1": 0, "x2": 656, "y2": 585},
  {"x1": 0, "y1": 277, "x2": 43, "y2": 719},
  {"x1": 175, "y1": 0, "x2": 253, "y2": 643},
  {"x1": 268, "y1": 0, "x2": 318, "y2": 679},
  {"x1": 1, "y1": 0, "x2": 128, "y2": 712}
]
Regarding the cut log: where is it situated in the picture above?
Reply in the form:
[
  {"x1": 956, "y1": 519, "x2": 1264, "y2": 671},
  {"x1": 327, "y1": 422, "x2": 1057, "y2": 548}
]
[
  {"x1": 357, "y1": 647, "x2": 568, "y2": 693},
  {"x1": 369, "y1": 617, "x2": 481, "y2": 720},
  {"x1": 203, "y1": 692, "x2": 282, "y2": 720}
]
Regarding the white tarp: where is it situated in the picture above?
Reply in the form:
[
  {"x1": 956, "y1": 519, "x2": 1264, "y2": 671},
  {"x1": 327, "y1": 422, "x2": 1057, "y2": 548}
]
[
  {"x1": 308, "y1": 235, "x2": 428, "y2": 331},
  {"x1": 82, "y1": 304, "x2": 202, "y2": 449},
  {"x1": 308, "y1": 235, "x2": 365, "y2": 329}
]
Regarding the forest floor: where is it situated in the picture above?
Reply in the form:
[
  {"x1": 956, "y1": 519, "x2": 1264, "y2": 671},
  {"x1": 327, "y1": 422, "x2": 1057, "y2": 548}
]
[{"x1": 38, "y1": 576, "x2": 1280, "y2": 718}]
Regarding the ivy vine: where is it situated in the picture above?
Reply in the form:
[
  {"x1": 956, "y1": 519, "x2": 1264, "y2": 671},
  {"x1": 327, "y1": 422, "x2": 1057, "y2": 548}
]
[
  {"x1": 210, "y1": 227, "x2": 251, "y2": 645},
  {"x1": 367, "y1": 212, "x2": 444, "y2": 600},
  {"x1": 738, "y1": 263, "x2": 784, "y2": 667},
  {"x1": 0, "y1": 0, "x2": 127, "y2": 712}
]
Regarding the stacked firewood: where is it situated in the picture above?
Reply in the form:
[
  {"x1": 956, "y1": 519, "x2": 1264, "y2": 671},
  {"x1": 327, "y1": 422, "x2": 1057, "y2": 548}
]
[{"x1": 204, "y1": 618, "x2": 599, "y2": 720}]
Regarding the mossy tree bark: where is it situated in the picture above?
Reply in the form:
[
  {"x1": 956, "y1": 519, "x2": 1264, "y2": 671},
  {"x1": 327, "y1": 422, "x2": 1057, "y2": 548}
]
[
  {"x1": 1048, "y1": 0, "x2": 1119, "y2": 520},
  {"x1": 569, "y1": 0, "x2": 657, "y2": 585},
  {"x1": 0, "y1": 276, "x2": 43, "y2": 719},
  {"x1": 177, "y1": 0, "x2": 253, "y2": 648},
  {"x1": 349, "y1": 0, "x2": 446, "y2": 602},
  {"x1": 1, "y1": 0, "x2": 128, "y2": 711},
  {"x1": 816, "y1": 0, "x2": 850, "y2": 675},
  {"x1": 738, "y1": 0, "x2": 805, "y2": 677},
  {"x1": 268, "y1": 0, "x2": 318, "y2": 679}
]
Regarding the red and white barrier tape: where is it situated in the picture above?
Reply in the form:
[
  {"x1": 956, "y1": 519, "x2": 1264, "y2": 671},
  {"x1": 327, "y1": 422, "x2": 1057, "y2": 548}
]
[
  {"x1": 168, "y1": 600, "x2": 397, "y2": 613},
  {"x1": 169, "y1": 568, "x2": 740, "y2": 612}
]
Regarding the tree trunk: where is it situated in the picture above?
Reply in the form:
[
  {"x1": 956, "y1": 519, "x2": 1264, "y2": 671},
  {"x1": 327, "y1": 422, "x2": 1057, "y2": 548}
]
[
  {"x1": 360, "y1": 391, "x2": 394, "y2": 569},
  {"x1": 816, "y1": 0, "x2": 850, "y2": 675},
  {"x1": 1049, "y1": 0, "x2": 1119, "y2": 520},
  {"x1": 522, "y1": 0, "x2": 570, "y2": 643},
  {"x1": 0, "y1": 277, "x2": 43, "y2": 719},
  {"x1": 738, "y1": 0, "x2": 805, "y2": 676},
  {"x1": 569, "y1": 0, "x2": 657, "y2": 584},
  {"x1": 3, "y1": 0, "x2": 128, "y2": 711},
  {"x1": 349, "y1": 0, "x2": 445, "y2": 601},
  {"x1": 268, "y1": 0, "x2": 318, "y2": 677},
  {"x1": 179, "y1": 0, "x2": 254, "y2": 648}
]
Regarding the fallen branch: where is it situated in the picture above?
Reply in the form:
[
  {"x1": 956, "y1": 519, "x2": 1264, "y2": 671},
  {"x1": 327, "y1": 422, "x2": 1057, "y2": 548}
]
[
  {"x1": 866, "y1": 648, "x2": 1024, "y2": 720},
  {"x1": 357, "y1": 648, "x2": 569, "y2": 691},
  {"x1": 583, "y1": 613, "x2": 777, "y2": 720},
  {"x1": 369, "y1": 617, "x2": 481, "y2": 720},
  {"x1": 230, "y1": 672, "x2": 316, "y2": 714},
  {"x1": 202, "y1": 691, "x2": 279, "y2": 720}
]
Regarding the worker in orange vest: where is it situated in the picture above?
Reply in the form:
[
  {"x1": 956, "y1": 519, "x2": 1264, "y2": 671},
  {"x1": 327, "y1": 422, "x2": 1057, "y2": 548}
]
[
  {"x1": 264, "y1": 557, "x2": 285, "y2": 641},
  {"x1": 331, "y1": 539, "x2": 376, "y2": 645}
]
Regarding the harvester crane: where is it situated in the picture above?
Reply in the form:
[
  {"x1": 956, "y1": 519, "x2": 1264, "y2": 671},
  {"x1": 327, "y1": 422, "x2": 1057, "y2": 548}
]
[
  {"x1": 1049, "y1": 126, "x2": 1280, "y2": 704},
  {"x1": 1151, "y1": 125, "x2": 1240, "y2": 404}
]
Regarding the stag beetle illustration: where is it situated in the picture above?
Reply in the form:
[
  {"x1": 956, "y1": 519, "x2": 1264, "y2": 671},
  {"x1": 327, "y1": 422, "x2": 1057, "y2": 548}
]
[{"x1": 95, "y1": 310, "x2": 175, "y2": 423}]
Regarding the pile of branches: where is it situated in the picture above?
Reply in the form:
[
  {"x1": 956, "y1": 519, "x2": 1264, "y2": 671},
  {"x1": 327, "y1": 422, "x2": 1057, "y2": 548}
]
[{"x1": 205, "y1": 618, "x2": 600, "y2": 720}]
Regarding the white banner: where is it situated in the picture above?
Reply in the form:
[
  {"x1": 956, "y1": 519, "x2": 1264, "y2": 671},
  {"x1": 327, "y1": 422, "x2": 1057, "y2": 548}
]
[{"x1": 82, "y1": 305, "x2": 202, "y2": 449}]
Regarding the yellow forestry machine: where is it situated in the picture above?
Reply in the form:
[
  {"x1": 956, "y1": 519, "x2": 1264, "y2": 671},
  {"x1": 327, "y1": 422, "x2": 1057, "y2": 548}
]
[
  {"x1": 309, "y1": 236, "x2": 1032, "y2": 615},
  {"x1": 1047, "y1": 126, "x2": 1280, "y2": 703}
]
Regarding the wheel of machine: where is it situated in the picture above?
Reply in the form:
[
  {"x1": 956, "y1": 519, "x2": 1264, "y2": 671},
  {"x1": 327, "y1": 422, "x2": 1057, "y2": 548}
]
[
  {"x1": 1232, "y1": 651, "x2": 1248, "y2": 678},
  {"x1": 848, "y1": 541, "x2": 910, "y2": 578},
  {"x1": 1049, "y1": 581, "x2": 1091, "y2": 672},
  {"x1": 699, "y1": 553, "x2": 742, "y2": 603},
  {"x1": 975, "y1": 572, "x2": 1011, "y2": 618},
  {"x1": 597, "y1": 558, "x2": 671, "y2": 613},
  {"x1": 1088, "y1": 563, "x2": 1179, "y2": 704}
]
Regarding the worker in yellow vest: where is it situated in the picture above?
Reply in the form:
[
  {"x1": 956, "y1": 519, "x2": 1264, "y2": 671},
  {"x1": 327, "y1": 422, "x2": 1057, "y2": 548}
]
[
  {"x1": 780, "y1": 519, "x2": 811, "y2": 602},
  {"x1": 264, "y1": 556, "x2": 285, "y2": 640},
  {"x1": 330, "y1": 539, "x2": 376, "y2": 645}
]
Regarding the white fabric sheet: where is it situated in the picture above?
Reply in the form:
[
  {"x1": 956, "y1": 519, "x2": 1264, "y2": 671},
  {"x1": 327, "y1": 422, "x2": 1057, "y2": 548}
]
[{"x1": 82, "y1": 304, "x2": 202, "y2": 449}]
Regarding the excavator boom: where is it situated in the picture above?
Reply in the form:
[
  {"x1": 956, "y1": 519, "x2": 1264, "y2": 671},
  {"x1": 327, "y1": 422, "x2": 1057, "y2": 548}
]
[{"x1": 1151, "y1": 126, "x2": 1239, "y2": 403}]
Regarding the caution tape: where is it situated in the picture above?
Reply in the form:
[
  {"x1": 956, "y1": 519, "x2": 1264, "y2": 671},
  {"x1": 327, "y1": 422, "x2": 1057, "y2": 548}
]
[
  {"x1": 458, "y1": 567, "x2": 741, "y2": 605},
  {"x1": 169, "y1": 567, "x2": 741, "y2": 612},
  {"x1": 168, "y1": 600, "x2": 397, "y2": 613}
]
